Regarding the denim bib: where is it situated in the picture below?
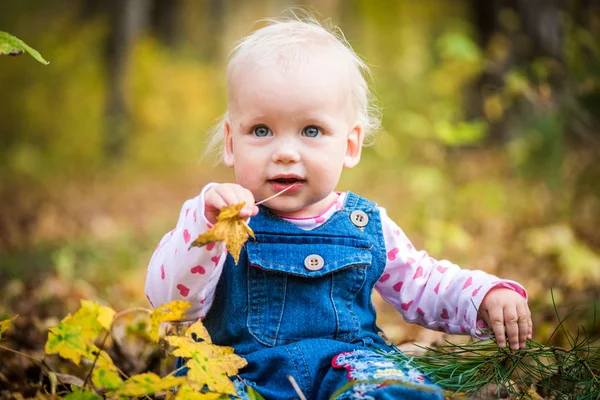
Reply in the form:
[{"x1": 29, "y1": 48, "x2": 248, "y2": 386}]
[{"x1": 202, "y1": 192, "x2": 390, "y2": 355}]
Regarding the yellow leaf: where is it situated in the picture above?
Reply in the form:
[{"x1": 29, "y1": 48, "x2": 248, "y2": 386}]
[
  {"x1": 114, "y1": 372, "x2": 185, "y2": 397},
  {"x1": 149, "y1": 300, "x2": 191, "y2": 342},
  {"x1": 166, "y1": 333, "x2": 247, "y2": 395},
  {"x1": 175, "y1": 384, "x2": 226, "y2": 399},
  {"x1": 189, "y1": 202, "x2": 255, "y2": 264},
  {"x1": 186, "y1": 319, "x2": 212, "y2": 344},
  {"x1": 72, "y1": 300, "x2": 114, "y2": 340},
  {"x1": 45, "y1": 301, "x2": 118, "y2": 369},
  {"x1": 45, "y1": 321, "x2": 88, "y2": 365},
  {"x1": 0, "y1": 316, "x2": 17, "y2": 340},
  {"x1": 97, "y1": 305, "x2": 116, "y2": 330},
  {"x1": 92, "y1": 366, "x2": 123, "y2": 390},
  {"x1": 62, "y1": 387, "x2": 102, "y2": 400}
]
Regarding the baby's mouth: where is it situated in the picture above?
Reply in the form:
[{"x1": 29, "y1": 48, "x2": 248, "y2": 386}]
[{"x1": 269, "y1": 177, "x2": 304, "y2": 185}]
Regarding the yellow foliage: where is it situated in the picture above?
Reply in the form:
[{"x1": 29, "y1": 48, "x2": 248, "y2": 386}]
[
  {"x1": 0, "y1": 316, "x2": 17, "y2": 340},
  {"x1": 189, "y1": 203, "x2": 255, "y2": 264},
  {"x1": 114, "y1": 372, "x2": 185, "y2": 397},
  {"x1": 92, "y1": 365, "x2": 123, "y2": 391},
  {"x1": 149, "y1": 300, "x2": 192, "y2": 342},
  {"x1": 45, "y1": 300, "x2": 117, "y2": 368},
  {"x1": 524, "y1": 224, "x2": 600, "y2": 288},
  {"x1": 185, "y1": 318, "x2": 213, "y2": 344},
  {"x1": 166, "y1": 319, "x2": 247, "y2": 395},
  {"x1": 174, "y1": 384, "x2": 226, "y2": 399}
]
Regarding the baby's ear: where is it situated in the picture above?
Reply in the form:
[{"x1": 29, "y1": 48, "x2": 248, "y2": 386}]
[
  {"x1": 223, "y1": 119, "x2": 235, "y2": 167},
  {"x1": 344, "y1": 122, "x2": 364, "y2": 169}
]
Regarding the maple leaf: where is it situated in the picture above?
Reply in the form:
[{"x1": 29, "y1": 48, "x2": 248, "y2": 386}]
[
  {"x1": 0, "y1": 316, "x2": 17, "y2": 340},
  {"x1": 186, "y1": 318, "x2": 212, "y2": 343},
  {"x1": 174, "y1": 384, "x2": 226, "y2": 399},
  {"x1": 62, "y1": 387, "x2": 102, "y2": 400},
  {"x1": 149, "y1": 300, "x2": 191, "y2": 342},
  {"x1": 114, "y1": 372, "x2": 185, "y2": 397},
  {"x1": 92, "y1": 365, "x2": 123, "y2": 390},
  {"x1": 45, "y1": 320, "x2": 89, "y2": 365},
  {"x1": 166, "y1": 319, "x2": 247, "y2": 395},
  {"x1": 189, "y1": 202, "x2": 255, "y2": 264},
  {"x1": 45, "y1": 301, "x2": 119, "y2": 374}
]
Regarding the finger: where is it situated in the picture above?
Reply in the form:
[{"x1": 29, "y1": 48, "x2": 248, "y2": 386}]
[
  {"x1": 503, "y1": 306, "x2": 520, "y2": 351},
  {"x1": 516, "y1": 303, "x2": 530, "y2": 348},
  {"x1": 217, "y1": 185, "x2": 244, "y2": 208},
  {"x1": 239, "y1": 188, "x2": 256, "y2": 216},
  {"x1": 206, "y1": 187, "x2": 228, "y2": 211},
  {"x1": 526, "y1": 307, "x2": 533, "y2": 340},
  {"x1": 485, "y1": 307, "x2": 507, "y2": 348}
]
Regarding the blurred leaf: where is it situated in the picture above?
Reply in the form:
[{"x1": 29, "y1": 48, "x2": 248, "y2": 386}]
[
  {"x1": 114, "y1": 372, "x2": 185, "y2": 397},
  {"x1": 52, "y1": 247, "x2": 76, "y2": 281},
  {"x1": 525, "y1": 224, "x2": 600, "y2": 288},
  {"x1": 92, "y1": 366, "x2": 123, "y2": 390},
  {"x1": 434, "y1": 119, "x2": 488, "y2": 146},
  {"x1": 483, "y1": 94, "x2": 505, "y2": 122},
  {"x1": 174, "y1": 384, "x2": 226, "y2": 399},
  {"x1": 408, "y1": 166, "x2": 447, "y2": 200},
  {"x1": 62, "y1": 387, "x2": 102, "y2": 400},
  {"x1": 437, "y1": 32, "x2": 481, "y2": 64},
  {"x1": 0, "y1": 31, "x2": 49, "y2": 64},
  {"x1": 148, "y1": 300, "x2": 191, "y2": 342},
  {"x1": 395, "y1": 111, "x2": 432, "y2": 139},
  {"x1": 0, "y1": 316, "x2": 17, "y2": 340}
]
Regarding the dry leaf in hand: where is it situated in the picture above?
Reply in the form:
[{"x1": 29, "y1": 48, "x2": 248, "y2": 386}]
[{"x1": 189, "y1": 202, "x2": 255, "y2": 264}]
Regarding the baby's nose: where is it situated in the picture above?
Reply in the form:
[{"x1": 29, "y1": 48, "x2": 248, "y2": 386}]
[{"x1": 272, "y1": 140, "x2": 300, "y2": 163}]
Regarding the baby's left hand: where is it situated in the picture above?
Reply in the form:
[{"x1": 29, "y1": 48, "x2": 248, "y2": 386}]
[{"x1": 479, "y1": 288, "x2": 532, "y2": 350}]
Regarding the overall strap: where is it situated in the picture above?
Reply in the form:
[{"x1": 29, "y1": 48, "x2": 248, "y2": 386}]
[{"x1": 344, "y1": 191, "x2": 377, "y2": 211}]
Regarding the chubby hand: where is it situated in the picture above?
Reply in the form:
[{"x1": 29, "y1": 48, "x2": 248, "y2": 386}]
[
  {"x1": 204, "y1": 183, "x2": 259, "y2": 225},
  {"x1": 479, "y1": 288, "x2": 532, "y2": 350}
]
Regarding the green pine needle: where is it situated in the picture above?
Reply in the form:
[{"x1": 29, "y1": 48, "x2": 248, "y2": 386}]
[{"x1": 384, "y1": 335, "x2": 599, "y2": 399}]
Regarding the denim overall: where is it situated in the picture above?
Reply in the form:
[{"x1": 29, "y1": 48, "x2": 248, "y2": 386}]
[{"x1": 179, "y1": 192, "x2": 444, "y2": 400}]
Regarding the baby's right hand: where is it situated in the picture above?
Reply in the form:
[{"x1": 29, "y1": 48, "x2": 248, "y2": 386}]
[{"x1": 204, "y1": 183, "x2": 259, "y2": 225}]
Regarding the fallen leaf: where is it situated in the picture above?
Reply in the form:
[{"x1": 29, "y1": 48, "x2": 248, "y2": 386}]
[
  {"x1": 148, "y1": 300, "x2": 191, "y2": 342},
  {"x1": 166, "y1": 318, "x2": 247, "y2": 395},
  {"x1": 189, "y1": 202, "x2": 255, "y2": 264},
  {"x1": 0, "y1": 316, "x2": 17, "y2": 340},
  {"x1": 114, "y1": 372, "x2": 185, "y2": 397}
]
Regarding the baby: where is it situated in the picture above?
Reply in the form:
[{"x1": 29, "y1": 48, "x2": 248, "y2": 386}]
[{"x1": 145, "y1": 15, "x2": 532, "y2": 400}]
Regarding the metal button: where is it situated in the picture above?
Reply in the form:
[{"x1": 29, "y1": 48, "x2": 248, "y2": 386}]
[
  {"x1": 304, "y1": 254, "x2": 324, "y2": 271},
  {"x1": 350, "y1": 210, "x2": 369, "y2": 227}
]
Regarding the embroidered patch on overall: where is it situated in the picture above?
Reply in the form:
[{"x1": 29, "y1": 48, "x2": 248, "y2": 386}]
[{"x1": 331, "y1": 349, "x2": 439, "y2": 399}]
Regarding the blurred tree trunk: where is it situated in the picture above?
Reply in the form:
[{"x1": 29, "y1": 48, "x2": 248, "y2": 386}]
[
  {"x1": 105, "y1": 0, "x2": 151, "y2": 160},
  {"x1": 151, "y1": 0, "x2": 184, "y2": 48},
  {"x1": 470, "y1": 0, "x2": 565, "y2": 143},
  {"x1": 203, "y1": 0, "x2": 228, "y2": 62}
]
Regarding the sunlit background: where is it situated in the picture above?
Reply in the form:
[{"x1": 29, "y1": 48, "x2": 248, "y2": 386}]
[{"x1": 1, "y1": 0, "x2": 599, "y2": 352}]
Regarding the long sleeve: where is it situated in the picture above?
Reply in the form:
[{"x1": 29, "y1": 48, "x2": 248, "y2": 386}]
[
  {"x1": 145, "y1": 183, "x2": 227, "y2": 321},
  {"x1": 374, "y1": 207, "x2": 527, "y2": 338}
]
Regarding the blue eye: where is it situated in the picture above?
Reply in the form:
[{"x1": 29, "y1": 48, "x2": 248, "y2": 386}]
[
  {"x1": 302, "y1": 126, "x2": 321, "y2": 138},
  {"x1": 253, "y1": 126, "x2": 272, "y2": 137}
]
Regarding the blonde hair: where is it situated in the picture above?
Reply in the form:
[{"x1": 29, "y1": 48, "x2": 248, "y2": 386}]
[{"x1": 205, "y1": 13, "x2": 381, "y2": 162}]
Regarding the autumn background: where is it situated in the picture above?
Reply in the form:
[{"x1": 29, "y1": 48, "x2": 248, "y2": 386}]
[{"x1": 1, "y1": 0, "x2": 599, "y2": 395}]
